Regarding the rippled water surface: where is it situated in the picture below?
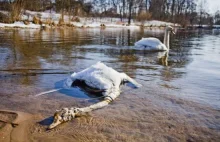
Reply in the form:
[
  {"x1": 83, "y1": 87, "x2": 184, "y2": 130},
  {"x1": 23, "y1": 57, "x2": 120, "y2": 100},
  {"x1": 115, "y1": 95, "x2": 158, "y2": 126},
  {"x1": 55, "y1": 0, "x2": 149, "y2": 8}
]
[{"x1": 0, "y1": 28, "x2": 220, "y2": 109}]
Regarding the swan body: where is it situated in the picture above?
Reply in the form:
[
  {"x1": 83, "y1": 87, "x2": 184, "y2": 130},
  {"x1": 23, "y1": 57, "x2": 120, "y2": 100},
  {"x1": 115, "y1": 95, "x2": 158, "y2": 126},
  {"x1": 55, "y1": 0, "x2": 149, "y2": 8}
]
[
  {"x1": 66, "y1": 62, "x2": 141, "y2": 99},
  {"x1": 134, "y1": 26, "x2": 175, "y2": 51},
  {"x1": 49, "y1": 62, "x2": 141, "y2": 129},
  {"x1": 134, "y1": 37, "x2": 167, "y2": 51}
]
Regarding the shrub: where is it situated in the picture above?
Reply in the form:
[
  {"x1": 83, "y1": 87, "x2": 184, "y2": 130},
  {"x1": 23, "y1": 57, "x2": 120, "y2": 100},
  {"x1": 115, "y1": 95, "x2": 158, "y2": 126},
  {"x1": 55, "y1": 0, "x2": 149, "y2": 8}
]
[
  {"x1": 45, "y1": 18, "x2": 53, "y2": 25},
  {"x1": 23, "y1": 20, "x2": 30, "y2": 25},
  {"x1": 58, "y1": 17, "x2": 65, "y2": 26},
  {"x1": 71, "y1": 17, "x2": 80, "y2": 22},
  {"x1": 0, "y1": 12, "x2": 11, "y2": 23},
  {"x1": 136, "y1": 11, "x2": 152, "y2": 25},
  {"x1": 33, "y1": 16, "x2": 41, "y2": 24}
]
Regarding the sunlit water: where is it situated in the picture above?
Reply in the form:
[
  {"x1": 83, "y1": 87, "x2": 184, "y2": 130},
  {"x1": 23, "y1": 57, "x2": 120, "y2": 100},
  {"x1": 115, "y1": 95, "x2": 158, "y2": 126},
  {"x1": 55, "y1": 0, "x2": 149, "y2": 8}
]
[{"x1": 0, "y1": 28, "x2": 220, "y2": 110}]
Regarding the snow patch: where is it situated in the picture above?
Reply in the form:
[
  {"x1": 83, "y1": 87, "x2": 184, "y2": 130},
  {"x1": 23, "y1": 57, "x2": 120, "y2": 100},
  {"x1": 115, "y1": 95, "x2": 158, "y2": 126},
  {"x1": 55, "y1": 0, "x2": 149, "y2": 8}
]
[
  {"x1": 0, "y1": 21, "x2": 41, "y2": 29},
  {"x1": 143, "y1": 20, "x2": 178, "y2": 27}
]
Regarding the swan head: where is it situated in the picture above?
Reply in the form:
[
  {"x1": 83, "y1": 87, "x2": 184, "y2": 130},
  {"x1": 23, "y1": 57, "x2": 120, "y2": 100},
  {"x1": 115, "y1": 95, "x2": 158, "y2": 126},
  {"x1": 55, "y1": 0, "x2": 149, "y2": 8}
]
[
  {"x1": 166, "y1": 26, "x2": 175, "y2": 34},
  {"x1": 48, "y1": 107, "x2": 81, "y2": 129}
]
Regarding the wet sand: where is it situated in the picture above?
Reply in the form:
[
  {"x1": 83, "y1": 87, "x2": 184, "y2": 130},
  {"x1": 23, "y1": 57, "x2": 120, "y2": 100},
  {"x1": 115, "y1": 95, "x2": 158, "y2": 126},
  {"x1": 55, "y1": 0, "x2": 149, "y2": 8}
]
[{"x1": 0, "y1": 84, "x2": 219, "y2": 142}]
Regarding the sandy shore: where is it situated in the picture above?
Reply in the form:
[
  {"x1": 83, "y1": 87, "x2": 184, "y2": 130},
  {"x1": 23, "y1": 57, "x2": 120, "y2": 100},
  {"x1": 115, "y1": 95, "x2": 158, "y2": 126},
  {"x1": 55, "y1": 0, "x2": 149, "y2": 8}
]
[{"x1": 0, "y1": 85, "x2": 219, "y2": 142}]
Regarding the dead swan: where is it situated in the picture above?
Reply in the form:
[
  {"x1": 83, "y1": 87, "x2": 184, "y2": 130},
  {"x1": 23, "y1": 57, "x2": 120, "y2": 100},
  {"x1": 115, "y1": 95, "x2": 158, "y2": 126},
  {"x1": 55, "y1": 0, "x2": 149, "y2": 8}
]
[{"x1": 49, "y1": 62, "x2": 142, "y2": 129}]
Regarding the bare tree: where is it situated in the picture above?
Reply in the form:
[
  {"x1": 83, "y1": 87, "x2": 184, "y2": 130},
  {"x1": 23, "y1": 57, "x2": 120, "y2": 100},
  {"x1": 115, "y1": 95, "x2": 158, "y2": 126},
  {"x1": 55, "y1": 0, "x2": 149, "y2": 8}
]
[
  {"x1": 112, "y1": 0, "x2": 123, "y2": 21},
  {"x1": 214, "y1": 10, "x2": 220, "y2": 24},
  {"x1": 198, "y1": 0, "x2": 207, "y2": 26}
]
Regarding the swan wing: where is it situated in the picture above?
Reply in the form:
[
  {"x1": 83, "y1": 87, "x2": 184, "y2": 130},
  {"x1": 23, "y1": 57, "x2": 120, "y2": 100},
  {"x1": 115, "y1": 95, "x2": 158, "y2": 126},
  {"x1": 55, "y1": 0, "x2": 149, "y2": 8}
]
[
  {"x1": 120, "y1": 73, "x2": 142, "y2": 88},
  {"x1": 68, "y1": 62, "x2": 122, "y2": 91},
  {"x1": 135, "y1": 37, "x2": 167, "y2": 51}
]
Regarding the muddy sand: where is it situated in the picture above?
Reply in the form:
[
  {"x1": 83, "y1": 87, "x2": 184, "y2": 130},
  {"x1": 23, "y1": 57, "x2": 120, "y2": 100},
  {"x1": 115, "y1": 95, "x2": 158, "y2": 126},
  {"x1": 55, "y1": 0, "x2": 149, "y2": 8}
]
[{"x1": 0, "y1": 85, "x2": 219, "y2": 142}]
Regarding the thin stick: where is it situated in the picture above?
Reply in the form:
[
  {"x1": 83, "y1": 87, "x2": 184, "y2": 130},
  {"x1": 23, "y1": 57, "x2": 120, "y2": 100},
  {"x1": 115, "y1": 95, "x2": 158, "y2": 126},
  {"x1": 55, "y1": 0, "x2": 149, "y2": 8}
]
[{"x1": 35, "y1": 88, "x2": 62, "y2": 97}]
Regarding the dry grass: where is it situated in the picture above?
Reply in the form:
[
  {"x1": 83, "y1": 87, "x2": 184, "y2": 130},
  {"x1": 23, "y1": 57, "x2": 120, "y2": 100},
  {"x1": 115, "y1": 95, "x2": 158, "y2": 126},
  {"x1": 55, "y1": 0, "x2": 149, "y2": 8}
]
[
  {"x1": 136, "y1": 11, "x2": 152, "y2": 25},
  {"x1": 33, "y1": 16, "x2": 41, "y2": 24}
]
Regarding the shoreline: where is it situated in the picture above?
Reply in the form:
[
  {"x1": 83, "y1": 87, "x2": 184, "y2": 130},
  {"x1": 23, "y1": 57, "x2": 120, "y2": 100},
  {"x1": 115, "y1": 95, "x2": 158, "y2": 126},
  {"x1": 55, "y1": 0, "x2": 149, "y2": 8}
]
[
  {"x1": 0, "y1": 19, "x2": 180, "y2": 29},
  {"x1": 0, "y1": 85, "x2": 219, "y2": 142},
  {"x1": 0, "y1": 21, "x2": 219, "y2": 30}
]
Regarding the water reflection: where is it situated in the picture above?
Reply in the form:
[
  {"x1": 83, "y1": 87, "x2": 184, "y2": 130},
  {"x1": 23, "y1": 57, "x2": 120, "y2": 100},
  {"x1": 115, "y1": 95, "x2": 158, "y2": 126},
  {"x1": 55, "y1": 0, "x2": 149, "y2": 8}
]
[{"x1": 159, "y1": 51, "x2": 168, "y2": 66}]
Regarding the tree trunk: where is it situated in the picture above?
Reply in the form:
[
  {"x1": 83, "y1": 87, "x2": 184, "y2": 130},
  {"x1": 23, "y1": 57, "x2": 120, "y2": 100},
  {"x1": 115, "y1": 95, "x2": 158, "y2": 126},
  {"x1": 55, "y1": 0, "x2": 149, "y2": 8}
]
[
  {"x1": 171, "y1": 0, "x2": 175, "y2": 22},
  {"x1": 123, "y1": 0, "x2": 125, "y2": 21},
  {"x1": 145, "y1": 0, "x2": 148, "y2": 12},
  {"x1": 128, "y1": 0, "x2": 133, "y2": 25}
]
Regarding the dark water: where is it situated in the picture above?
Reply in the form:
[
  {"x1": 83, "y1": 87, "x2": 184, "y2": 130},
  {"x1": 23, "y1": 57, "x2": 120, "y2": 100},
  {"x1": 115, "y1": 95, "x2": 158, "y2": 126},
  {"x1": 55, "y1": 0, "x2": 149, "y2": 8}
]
[{"x1": 0, "y1": 28, "x2": 220, "y2": 109}]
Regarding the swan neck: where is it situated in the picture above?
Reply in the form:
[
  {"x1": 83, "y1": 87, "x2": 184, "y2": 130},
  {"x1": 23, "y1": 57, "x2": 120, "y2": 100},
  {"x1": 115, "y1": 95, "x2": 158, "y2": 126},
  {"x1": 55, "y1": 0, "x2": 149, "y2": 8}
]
[
  {"x1": 80, "y1": 99, "x2": 111, "y2": 113},
  {"x1": 163, "y1": 30, "x2": 170, "y2": 49},
  {"x1": 80, "y1": 88, "x2": 120, "y2": 113}
]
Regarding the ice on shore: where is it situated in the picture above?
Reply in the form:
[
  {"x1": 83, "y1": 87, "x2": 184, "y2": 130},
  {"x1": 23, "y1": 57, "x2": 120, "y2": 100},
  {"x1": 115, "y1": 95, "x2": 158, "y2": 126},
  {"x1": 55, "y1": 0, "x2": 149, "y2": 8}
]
[
  {"x1": 0, "y1": 21, "x2": 40, "y2": 29},
  {"x1": 142, "y1": 20, "x2": 178, "y2": 27}
]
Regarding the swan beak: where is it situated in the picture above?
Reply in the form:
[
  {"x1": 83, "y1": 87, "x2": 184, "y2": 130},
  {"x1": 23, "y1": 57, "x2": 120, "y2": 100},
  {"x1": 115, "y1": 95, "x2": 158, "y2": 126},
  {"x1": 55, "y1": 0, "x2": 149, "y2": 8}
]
[
  {"x1": 172, "y1": 30, "x2": 176, "y2": 34},
  {"x1": 48, "y1": 112, "x2": 63, "y2": 129},
  {"x1": 48, "y1": 120, "x2": 62, "y2": 129}
]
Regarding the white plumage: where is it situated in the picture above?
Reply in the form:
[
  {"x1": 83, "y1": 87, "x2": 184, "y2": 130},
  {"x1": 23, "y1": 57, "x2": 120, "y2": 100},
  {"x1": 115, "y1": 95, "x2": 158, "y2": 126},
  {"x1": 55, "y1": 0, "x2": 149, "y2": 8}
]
[
  {"x1": 134, "y1": 37, "x2": 167, "y2": 51},
  {"x1": 134, "y1": 26, "x2": 175, "y2": 51},
  {"x1": 66, "y1": 62, "x2": 141, "y2": 98}
]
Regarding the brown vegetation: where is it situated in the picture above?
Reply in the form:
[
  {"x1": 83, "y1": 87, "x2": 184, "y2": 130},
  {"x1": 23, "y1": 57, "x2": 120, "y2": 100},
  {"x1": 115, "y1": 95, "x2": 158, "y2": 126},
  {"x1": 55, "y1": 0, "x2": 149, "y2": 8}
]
[
  {"x1": 10, "y1": 0, "x2": 25, "y2": 22},
  {"x1": 0, "y1": 12, "x2": 10, "y2": 23},
  {"x1": 71, "y1": 16, "x2": 80, "y2": 22},
  {"x1": 136, "y1": 11, "x2": 152, "y2": 25},
  {"x1": 33, "y1": 16, "x2": 41, "y2": 25},
  {"x1": 44, "y1": 18, "x2": 53, "y2": 26},
  {"x1": 23, "y1": 20, "x2": 30, "y2": 25},
  {"x1": 58, "y1": 17, "x2": 65, "y2": 26}
]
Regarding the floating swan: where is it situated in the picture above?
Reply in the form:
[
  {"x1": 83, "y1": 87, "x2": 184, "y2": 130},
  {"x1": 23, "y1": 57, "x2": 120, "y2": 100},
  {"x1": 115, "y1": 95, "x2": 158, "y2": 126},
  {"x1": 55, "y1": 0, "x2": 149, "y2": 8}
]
[
  {"x1": 134, "y1": 26, "x2": 175, "y2": 51},
  {"x1": 49, "y1": 62, "x2": 142, "y2": 129}
]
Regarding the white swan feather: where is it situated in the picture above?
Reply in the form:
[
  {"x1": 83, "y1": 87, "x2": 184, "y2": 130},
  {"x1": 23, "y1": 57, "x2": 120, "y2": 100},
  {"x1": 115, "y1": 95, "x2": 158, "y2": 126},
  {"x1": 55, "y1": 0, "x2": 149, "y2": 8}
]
[
  {"x1": 134, "y1": 37, "x2": 167, "y2": 51},
  {"x1": 67, "y1": 62, "x2": 141, "y2": 95}
]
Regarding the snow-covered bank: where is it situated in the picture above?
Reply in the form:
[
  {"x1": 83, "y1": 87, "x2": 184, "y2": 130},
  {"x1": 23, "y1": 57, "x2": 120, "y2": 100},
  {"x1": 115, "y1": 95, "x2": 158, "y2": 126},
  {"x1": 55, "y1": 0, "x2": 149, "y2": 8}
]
[
  {"x1": 0, "y1": 20, "x2": 176, "y2": 29},
  {"x1": 23, "y1": 10, "x2": 141, "y2": 28},
  {"x1": 188, "y1": 24, "x2": 220, "y2": 29},
  {"x1": 0, "y1": 21, "x2": 139, "y2": 29},
  {"x1": 142, "y1": 20, "x2": 179, "y2": 27},
  {"x1": 0, "y1": 10, "x2": 179, "y2": 29},
  {"x1": 70, "y1": 22, "x2": 139, "y2": 28},
  {"x1": 0, "y1": 21, "x2": 40, "y2": 29}
]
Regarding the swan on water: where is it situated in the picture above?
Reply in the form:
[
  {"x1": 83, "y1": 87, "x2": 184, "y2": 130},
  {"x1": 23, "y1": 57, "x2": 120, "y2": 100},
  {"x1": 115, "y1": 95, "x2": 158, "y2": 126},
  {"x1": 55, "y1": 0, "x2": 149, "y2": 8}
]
[
  {"x1": 49, "y1": 62, "x2": 142, "y2": 129},
  {"x1": 134, "y1": 26, "x2": 175, "y2": 51}
]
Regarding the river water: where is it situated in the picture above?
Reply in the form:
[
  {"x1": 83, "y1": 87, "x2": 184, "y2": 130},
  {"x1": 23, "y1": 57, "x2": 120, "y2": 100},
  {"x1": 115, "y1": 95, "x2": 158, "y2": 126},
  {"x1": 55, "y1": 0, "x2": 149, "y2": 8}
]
[
  {"x1": 0, "y1": 28, "x2": 219, "y2": 108},
  {"x1": 0, "y1": 28, "x2": 219, "y2": 141}
]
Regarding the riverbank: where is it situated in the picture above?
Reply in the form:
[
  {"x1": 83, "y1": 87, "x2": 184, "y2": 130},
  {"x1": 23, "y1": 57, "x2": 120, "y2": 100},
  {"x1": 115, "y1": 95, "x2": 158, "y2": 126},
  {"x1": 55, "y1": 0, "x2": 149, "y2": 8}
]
[
  {"x1": 1, "y1": 20, "x2": 219, "y2": 30},
  {"x1": 0, "y1": 10, "x2": 179, "y2": 29},
  {"x1": 0, "y1": 20, "x2": 178, "y2": 29}
]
